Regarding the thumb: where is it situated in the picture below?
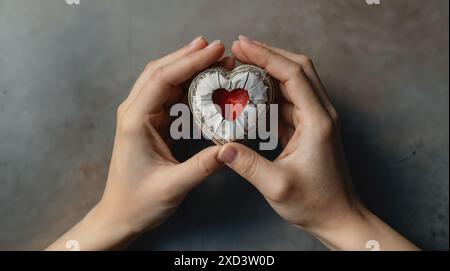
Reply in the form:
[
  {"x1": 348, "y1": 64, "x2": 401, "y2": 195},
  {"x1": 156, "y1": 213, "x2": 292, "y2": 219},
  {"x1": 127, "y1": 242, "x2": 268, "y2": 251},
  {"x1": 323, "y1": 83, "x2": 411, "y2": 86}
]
[
  {"x1": 175, "y1": 145, "x2": 224, "y2": 190},
  {"x1": 218, "y1": 143, "x2": 281, "y2": 197}
]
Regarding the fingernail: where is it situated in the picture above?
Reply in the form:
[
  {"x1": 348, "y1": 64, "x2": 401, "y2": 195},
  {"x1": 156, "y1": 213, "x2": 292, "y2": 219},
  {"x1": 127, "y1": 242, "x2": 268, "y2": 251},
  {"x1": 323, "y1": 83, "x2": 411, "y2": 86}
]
[
  {"x1": 238, "y1": 35, "x2": 254, "y2": 44},
  {"x1": 188, "y1": 36, "x2": 205, "y2": 49},
  {"x1": 218, "y1": 145, "x2": 237, "y2": 164},
  {"x1": 206, "y1": 40, "x2": 222, "y2": 49},
  {"x1": 232, "y1": 40, "x2": 239, "y2": 46}
]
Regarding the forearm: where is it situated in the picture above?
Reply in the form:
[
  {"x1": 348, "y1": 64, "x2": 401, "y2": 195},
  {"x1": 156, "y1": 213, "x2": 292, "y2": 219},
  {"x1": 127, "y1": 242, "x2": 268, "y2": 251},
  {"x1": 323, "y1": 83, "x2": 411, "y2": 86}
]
[
  {"x1": 45, "y1": 203, "x2": 138, "y2": 251},
  {"x1": 308, "y1": 206, "x2": 420, "y2": 251}
]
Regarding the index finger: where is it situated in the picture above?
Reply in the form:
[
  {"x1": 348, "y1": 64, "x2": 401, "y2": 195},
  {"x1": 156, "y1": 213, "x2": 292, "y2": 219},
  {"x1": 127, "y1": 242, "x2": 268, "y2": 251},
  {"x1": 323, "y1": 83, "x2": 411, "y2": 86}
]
[
  {"x1": 236, "y1": 36, "x2": 326, "y2": 116},
  {"x1": 134, "y1": 40, "x2": 225, "y2": 113},
  {"x1": 127, "y1": 36, "x2": 209, "y2": 104},
  {"x1": 253, "y1": 41, "x2": 339, "y2": 124}
]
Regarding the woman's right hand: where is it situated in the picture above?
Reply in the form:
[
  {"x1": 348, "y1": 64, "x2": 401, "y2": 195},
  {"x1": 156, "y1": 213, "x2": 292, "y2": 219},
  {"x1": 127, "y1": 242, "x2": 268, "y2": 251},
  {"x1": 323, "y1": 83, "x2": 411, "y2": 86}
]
[{"x1": 218, "y1": 35, "x2": 419, "y2": 251}]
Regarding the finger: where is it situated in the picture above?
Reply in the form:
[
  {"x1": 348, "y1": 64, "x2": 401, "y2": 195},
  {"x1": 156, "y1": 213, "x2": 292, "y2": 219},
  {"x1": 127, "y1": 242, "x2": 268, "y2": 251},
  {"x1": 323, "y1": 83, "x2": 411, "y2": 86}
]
[
  {"x1": 235, "y1": 39, "x2": 303, "y2": 104},
  {"x1": 280, "y1": 102, "x2": 300, "y2": 128},
  {"x1": 127, "y1": 36, "x2": 208, "y2": 106},
  {"x1": 179, "y1": 52, "x2": 232, "y2": 91},
  {"x1": 254, "y1": 41, "x2": 339, "y2": 122},
  {"x1": 218, "y1": 143, "x2": 284, "y2": 199},
  {"x1": 152, "y1": 36, "x2": 208, "y2": 71},
  {"x1": 231, "y1": 40, "x2": 252, "y2": 64},
  {"x1": 156, "y1": 40, "x2": 225, "y2": 86},
  {"x1": 174, "y1": 145, "x2": 224, "y2": 190},
  {"x1": 134, "y1": 40, "x2": 225, "y2": 114},
  {"x1": 237, "y1": 36, "x2": 326, "y2": 117}
]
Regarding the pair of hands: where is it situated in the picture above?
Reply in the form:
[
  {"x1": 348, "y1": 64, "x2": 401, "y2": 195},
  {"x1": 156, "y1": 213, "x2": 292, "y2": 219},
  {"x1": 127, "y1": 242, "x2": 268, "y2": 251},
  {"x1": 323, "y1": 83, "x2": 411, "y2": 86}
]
[{"x1": 48, "y1": 36, "x2": 418, "y2": 251}]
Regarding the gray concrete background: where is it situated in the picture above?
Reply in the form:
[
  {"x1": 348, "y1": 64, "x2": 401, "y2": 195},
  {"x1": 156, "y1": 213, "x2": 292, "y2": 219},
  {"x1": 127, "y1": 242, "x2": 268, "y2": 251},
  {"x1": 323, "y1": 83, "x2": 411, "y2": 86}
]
[{"x1": 0, "y1": 0, "x2": 448, "y2": 250}]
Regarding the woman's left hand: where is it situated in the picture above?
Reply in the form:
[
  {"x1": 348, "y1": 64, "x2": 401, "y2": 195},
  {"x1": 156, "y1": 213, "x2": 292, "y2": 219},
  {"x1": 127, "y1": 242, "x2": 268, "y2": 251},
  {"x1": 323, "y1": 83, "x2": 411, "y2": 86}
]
[{"x1": 47, "y1": 37, "x2": 232, "y2": 250}]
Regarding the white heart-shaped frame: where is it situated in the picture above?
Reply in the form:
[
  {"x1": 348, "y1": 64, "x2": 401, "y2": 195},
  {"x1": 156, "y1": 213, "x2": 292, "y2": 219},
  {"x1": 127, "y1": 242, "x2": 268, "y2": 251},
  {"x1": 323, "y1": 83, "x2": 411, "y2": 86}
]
[{"x1": 188, "y1": 65, "x2": 275, "y2": 145}]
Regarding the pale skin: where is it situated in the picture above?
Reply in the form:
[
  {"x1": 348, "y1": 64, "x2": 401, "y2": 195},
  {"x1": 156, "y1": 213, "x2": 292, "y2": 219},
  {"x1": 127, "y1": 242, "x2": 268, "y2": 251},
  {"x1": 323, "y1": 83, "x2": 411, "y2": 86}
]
[{"x1": 47, "y1": 36, "x2": 420, "y2": 251}]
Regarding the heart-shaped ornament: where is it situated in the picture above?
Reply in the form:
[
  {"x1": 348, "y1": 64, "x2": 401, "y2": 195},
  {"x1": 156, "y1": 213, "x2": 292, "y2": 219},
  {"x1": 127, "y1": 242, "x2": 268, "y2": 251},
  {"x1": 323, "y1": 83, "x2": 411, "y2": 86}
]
[{"x1": 188, "y1": 65, "x2": 275, "y2": 145}]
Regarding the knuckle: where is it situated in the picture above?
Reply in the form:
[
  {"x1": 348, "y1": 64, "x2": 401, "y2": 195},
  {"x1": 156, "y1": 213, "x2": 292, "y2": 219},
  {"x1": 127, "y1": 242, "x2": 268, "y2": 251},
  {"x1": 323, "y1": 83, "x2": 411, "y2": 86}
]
[
  {"x1": 116, "y1": 101, "x2": 127, "y2": 117},
  {"x1": 117, "y1": 114, "x2": 142, "y2": 135},
  {"x1": 145, "y1": 60, "x2": 157, "y2": 71},
  {"x1": 150, "y1": 66, "x2": 165, "y2": 83},
  {"x1": 291, "y1": 63, "x2": 307, "y2": 78},
  {"x1": 239, "y1": 151, "x2": 258, "y2": 180},
  {"x1": 298, "y1": 55, "x2": 314, "y2": 67}
]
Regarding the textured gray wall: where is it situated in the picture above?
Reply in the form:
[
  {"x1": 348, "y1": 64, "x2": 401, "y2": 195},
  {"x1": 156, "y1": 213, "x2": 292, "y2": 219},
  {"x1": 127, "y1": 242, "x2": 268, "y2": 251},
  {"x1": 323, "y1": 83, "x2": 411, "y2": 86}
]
[{"x1": 0, "y1": 0, "x2": 448, "y2": 250}]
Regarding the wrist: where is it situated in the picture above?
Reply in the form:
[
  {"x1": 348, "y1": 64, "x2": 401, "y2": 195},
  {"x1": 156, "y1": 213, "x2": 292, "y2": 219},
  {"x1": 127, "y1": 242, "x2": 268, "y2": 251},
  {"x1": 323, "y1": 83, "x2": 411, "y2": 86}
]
[
  {"x1": 89, "y1": 201, "x2": 141, "y2": 245},
  {"x1": 46, "y1": 202, "x2": 139, "y2": 251},
  {"x1": 305, "y1": 204, "x2": 419, "y2": 251},
  {"x1": 66, "y1": 202, "x2": 140, "y2": 250},
  {"x1": 303, "y1": 203, "x2": 374, "y2": 250}
]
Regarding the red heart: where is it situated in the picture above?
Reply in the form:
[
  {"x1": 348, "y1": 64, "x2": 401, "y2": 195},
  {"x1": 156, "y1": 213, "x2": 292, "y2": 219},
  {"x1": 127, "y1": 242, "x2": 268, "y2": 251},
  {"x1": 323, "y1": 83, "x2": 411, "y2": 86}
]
[{"x1": 212, "y1": 88, "x2": 250, "y2": 121}]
